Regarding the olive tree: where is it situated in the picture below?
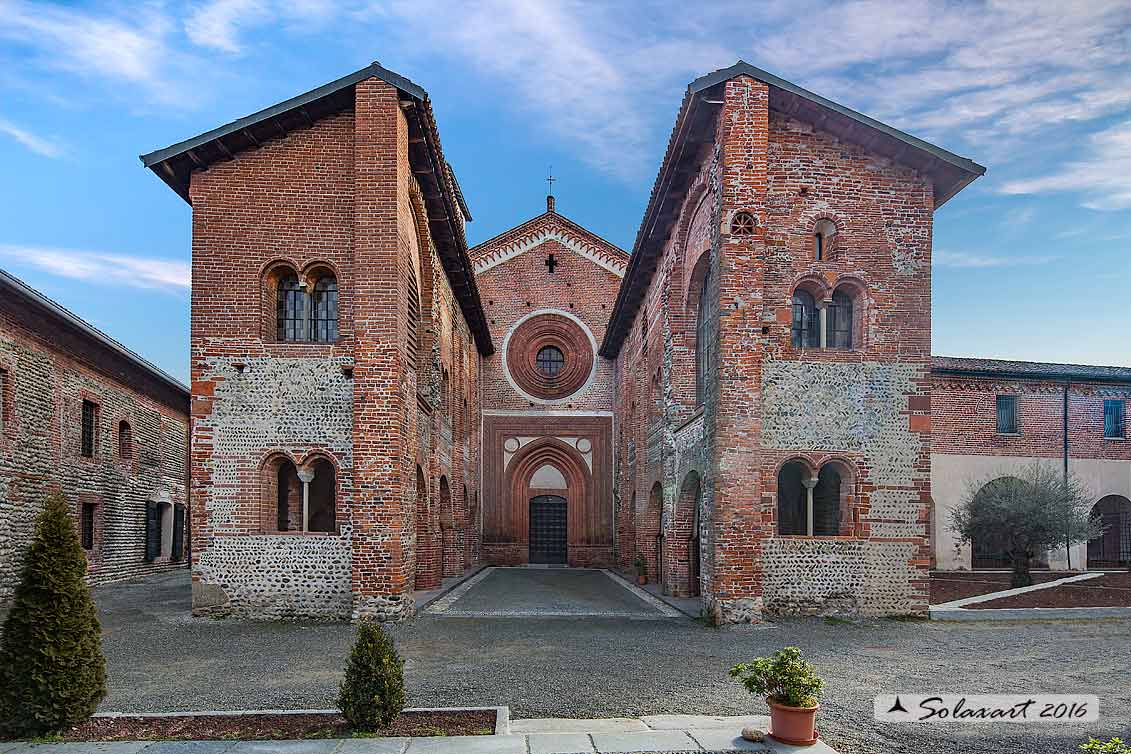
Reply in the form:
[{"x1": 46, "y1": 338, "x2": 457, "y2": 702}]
[{"x1": 951, "y1": 463, "x2": 1101, "y2": 587}]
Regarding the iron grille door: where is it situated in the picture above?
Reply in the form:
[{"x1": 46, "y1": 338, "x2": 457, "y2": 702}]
[{"x1": 529, "y1": 495, "x2": 567, "y2": 564}]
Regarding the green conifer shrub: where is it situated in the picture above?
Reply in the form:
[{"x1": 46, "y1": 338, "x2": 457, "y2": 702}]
[
  {"x1": 0, "y1": 492, "x2": 107, "y2": 738},
  {"x1": 337, "y1": 620, "x2": 406, "y2": 731}
]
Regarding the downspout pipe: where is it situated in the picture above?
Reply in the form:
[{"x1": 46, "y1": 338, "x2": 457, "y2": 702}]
[{"x1": 1063, "y1": 379, "x2": 1071, "y2": 570}]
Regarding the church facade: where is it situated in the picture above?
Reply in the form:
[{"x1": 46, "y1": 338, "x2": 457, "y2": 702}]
[{"x1": 142, "y1": 61, "x2": 1129, "y2": 624}]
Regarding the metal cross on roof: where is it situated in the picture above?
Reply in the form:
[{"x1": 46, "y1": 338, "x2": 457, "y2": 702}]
[{"x1": 547, "y1": 167, "x2": 555, "y2": 196}]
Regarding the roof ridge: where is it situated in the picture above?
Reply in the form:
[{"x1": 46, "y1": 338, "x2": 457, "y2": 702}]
[{"x1": 0, "y1": 267, "x2": 188, "y2": 395}]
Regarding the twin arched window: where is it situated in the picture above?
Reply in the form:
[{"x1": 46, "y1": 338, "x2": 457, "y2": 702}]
[
  {"x1": 791, "y1": 286, "x2": 857, "y2": 350},
  {"x1": 275, "y1": 270, "x2": 338, "y2": 343}
]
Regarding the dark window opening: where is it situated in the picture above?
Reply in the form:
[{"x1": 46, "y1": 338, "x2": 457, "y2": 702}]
[
  {"x1": 407, "y1": 272, "x2": 421, "y2": 369},
  {"x1": 81, "y1": 399, "x2": 97, "y2": 458},
  {"x1": 826, "y1": 289, "x2": 853, "y2": 349},
  {"x1": 997, "y1": 395, "x2": 1019, "y2": 434},
  {"x1": 311, "y1": 275, "x2": 338, "y2": 342},
  {"x1": 814, "y1": 233, "x2": 824, "y2": 260},
  {"x1": 307, "y1": 459, "x2": 337, "y2": 533},
  {"x1": 1104, "y1": 399, "x2": 1125, "y2": 439},
  {"x1": 791, "y1": 290, "x2": 819, "y2": 349},
  {"x1": 118, "y1": 420, "x2": 133, "y2": 460},
  {"x1": 536, "y1": 346, "x2": 565, "y2": 377},
  {"x1": 695, "y1": 267, "x2": 713, "y2": 405},
  {"x1": 81, "y1": 502, "x2": 96, "y2": 551},
  {"x1": 276, "y1": 274, "x2": 306, "y2": 342}
]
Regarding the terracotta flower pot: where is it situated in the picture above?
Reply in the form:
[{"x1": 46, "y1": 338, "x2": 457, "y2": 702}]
[
  {"x1": 767, "y1": 698, "x2": 819, "y2": 746},
  {"x1": 636, "y1": 574, "x2": 647, "y2": 585}
]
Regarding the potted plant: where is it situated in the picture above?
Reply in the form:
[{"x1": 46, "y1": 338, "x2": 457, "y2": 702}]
[
  {"x1": 633, "y1": 554, "x2": 647, "y2": 585},
  {"x1": 730, "y1": 646, "x2": 823, "y2": 746}
]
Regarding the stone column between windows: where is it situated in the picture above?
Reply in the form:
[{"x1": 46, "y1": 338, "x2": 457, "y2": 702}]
[
  {"x1": 297, "y1": 468, "x2": 315, "y2": 532},
  {"x1": 818, "y1": 302, "x2": 829, "y2": 349},
  {"x1": 802, "y1": 476, "x2": 818, "y2": 537}
]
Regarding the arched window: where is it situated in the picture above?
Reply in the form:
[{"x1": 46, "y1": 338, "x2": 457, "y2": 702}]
[
  {"x1": 814, "y1": 218, "x2": 836, "y2": 260},
  {"x1": 777, "y1": 461, "x2": 809, "y2": 535},
  {"x1": 118, "y1": 420, "x2": 132, "y2": 460},
  {"x1": 311, "y1": 275, "x2": 338, "y2": 343},
  {"x1": 695, "y1": 266, "x2": 713, "y2": 405},
  {"x1": 791, "y1": 290, "x2": 819, "y2": 349},
  {"x1": 276, "y1": 274, "x2": 305, "y2": 342},
  {"x1": 826, "y1": 289, "x2": 853, "y2": 349},
  {"x1": 307, "y1": 458, "x2": 337, "y2": 533},
  {"x1": 276, "y1": 459, "x2": 300, "y2": 531},
  {"x1": 813, "y1": 465, "x2": 842, "y2": 535},
  {"x1": 1088, "y1": 495, "x2": 1130, "y2": 568}
]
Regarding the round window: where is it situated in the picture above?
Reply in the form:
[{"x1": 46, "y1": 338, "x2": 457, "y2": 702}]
[{"x1": 536, "y1": 346, "x2": 565, "y2": 377}]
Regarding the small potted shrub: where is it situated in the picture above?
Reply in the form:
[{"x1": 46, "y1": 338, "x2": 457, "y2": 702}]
[
  {"x1": 633, "y1": 554, "x2": 647, "y2": 585},
  {"x1": 730, "y1": 646, "x2": 823, "y2": 746}
]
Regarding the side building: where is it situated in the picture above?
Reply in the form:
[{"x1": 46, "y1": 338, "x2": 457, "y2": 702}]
[
  {"x1": 0, "y1": 269, "x2": 190, "y2": 606},
  {"x1": 601, "y1": 63, "x2": 985, "y2": 621},
  {"x1": 143, "y1": 63, "x2": 491, "y2": 620},
  {"x1": 931, "y1": 356, "x2": 1131, "y2": 571}
]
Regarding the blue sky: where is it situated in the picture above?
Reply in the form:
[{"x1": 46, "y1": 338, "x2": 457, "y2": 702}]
[{"x1": 1, "y1": 0, "x2": 1129, "y2": 383}]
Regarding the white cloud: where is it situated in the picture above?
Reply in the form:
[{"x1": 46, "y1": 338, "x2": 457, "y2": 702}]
[
  {"x1": 0, "y1": 245, "x2": 190, "y2": 292},
  {"x1": 184, "y1": 0, "x2": 349, "y2": 52},
  {"x1": 1000, "y1": 121, "x2": 1131, "y2": 210},
  {"x1": 371, "y1": 0, "x2": 733, "y2": 179},
  {"x1": 185, "y1": 0, "x2": 267, "y2": 52},
  {"x1": 0, "y1": 117, "x2": 62, "y2": 157},
  {"x1": 751, "y1": 1, "x2": 1131, "y2": 160},
  {"x1": 934, "y1": 249, "x2": 1057, "y2": 268},
  {"x1": 0, "y1": 1, "x2": 210, "y2": 108}
]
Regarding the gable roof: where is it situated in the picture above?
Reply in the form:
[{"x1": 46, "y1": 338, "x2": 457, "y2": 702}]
[
  {"x1": 470, "y1": 209, "x2": 629, "y2": 278},
  {"x1": 140, "y1": 61, "x2": 493, "y2": 356},
  {"x1": 0, "y1": 267, "x2": 189, "y2": 412},
  {"x1": 932, "y1": 356, "x2": 1131, "y2": 384},
  {"x1": 600, "y1": 61, "x2": 986, "y2": 358}
]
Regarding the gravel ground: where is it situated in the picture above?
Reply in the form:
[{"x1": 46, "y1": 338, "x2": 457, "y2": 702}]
[{"x1": 96, "y1": 571, "x2": 1131, "y2": 754}]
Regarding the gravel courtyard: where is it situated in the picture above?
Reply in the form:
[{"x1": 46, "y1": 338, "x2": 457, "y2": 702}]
[{"x1": 97, "y1": 570, "x2": 1130, "y2": 754}]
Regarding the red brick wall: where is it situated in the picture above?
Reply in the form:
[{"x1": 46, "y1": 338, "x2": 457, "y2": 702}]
[
  {"x1": 615, "y1": 75, "x2": 937, "y2": 620},
  {"x1": 471, "y1": 212, "x2": 624, "y2": 564},
  {"x1": 932, "y1": 375, "x2": 1131, "y2": 460},
  {"x1": 188, "y1": 77, "x2": 479, "y2": 620}
]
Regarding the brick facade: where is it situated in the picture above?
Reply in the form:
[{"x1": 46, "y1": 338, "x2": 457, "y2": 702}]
[
  {"x1": 144, "y1": 61, "x2": 1124, "y2": 624},
  {"x1": 0, "y1": 271, "x2": 189, "y2": 606}
]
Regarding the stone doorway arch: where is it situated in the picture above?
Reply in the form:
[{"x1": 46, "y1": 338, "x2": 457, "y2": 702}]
[{"x1": 504, "y1": 438, "x2": 591, "y2": 566}]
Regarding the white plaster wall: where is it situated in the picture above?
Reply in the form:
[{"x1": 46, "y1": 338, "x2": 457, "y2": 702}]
[{"x1": 931, "y1": 453, "x2": 1131, "y2": 570}]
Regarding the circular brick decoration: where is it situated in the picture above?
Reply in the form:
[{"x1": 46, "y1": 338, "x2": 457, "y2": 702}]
[{"x1": 506, "y1": 313, "x2": 593, "y2": 401}]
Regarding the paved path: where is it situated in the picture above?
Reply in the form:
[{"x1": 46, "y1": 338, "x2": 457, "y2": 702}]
[
  {"x1": 423, "y1": 567, "x2": 680, "y2": 618},
  {"x1": 0, "y1": 715, "x2": 838, "y2": 753},
  {"x1": 92, "y1": 571, "x2": 1131, "y2": 754}
]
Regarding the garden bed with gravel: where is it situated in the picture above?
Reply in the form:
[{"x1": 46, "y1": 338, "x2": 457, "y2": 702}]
[
  {"x1": 929, "y1": 570, "x2": 1068, "y2": 604},
  {"x1": 27, "y1": 710, "x2": 497, "y2": 742},
  {"x1": 966, "y1": 572, "x2": 1131, "y2": 609}
]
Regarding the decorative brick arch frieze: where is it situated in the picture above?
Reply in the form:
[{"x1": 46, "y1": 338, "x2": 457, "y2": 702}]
[
  {"x1": 472, "y1": 222, "x2": 627, "y2": 277},
  {"x1": 502, "y1": 309, "x2": 597, "y2": 403}
]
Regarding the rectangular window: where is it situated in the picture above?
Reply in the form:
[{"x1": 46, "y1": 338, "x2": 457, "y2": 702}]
[
  {"x1": 81, "y1": 502, "x2": 96, "y2": 550},
  {"x1": 80, "y1": 399, "x2": 97, "y2": 457},
  {"x1": 996, "y1": 395, "x2": 1019, "y2": 434},
  {"x1": 1104, "y1": 399, "x2": 1125, "y2": 439}
]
